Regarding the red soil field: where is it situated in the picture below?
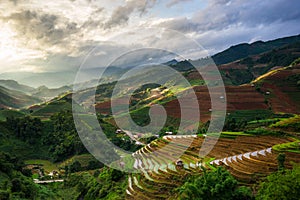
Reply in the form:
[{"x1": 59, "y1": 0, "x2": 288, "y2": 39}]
[
  {"x1": 95, "y1": 84, "x2": 268, "y2": 122},
  {"x1": 260, "y1": 64, "x2": 300, "y2": 113},
  {"x1": 95, "y1": 65, "x2": 300, "y2": 122}
]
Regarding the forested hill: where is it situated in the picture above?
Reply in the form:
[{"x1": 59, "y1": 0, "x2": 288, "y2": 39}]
[{"x1": 212, "y1": 34, "x2": 300, "y2": 65}]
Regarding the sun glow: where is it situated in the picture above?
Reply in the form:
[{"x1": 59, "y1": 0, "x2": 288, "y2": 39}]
[
  {"x1": 0, "y1": 25, "x2": 19, "y2": 61},
  {"x1": 0, "y1": 24, "x2": 47, "y2": 72}
]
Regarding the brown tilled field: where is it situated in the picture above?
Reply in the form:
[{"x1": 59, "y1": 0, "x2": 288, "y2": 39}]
[
  {"x1": 96, "y1": 65, "x2": 300, "y2": 123},
  {"x1": 96, "y1": 84, "x2": 269, "y2": 122},
  {"x1": 163, "y1": 85, "x2": 268, "y2": 122},
  {"x1": 259, "y1": 64, "x2": 300, "y2": 113}
]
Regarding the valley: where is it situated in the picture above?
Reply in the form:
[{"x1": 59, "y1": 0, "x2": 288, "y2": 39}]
[{"x1": 0, "y1": 35, "x2": 300, "y2": 200}]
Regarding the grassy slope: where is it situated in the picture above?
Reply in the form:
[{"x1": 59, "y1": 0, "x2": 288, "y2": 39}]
[
  {"x1": 0, "y1": 86, "x2": 41, "y2": 109},
  {"x1": 0, "y1": 109, "x2": 25, "y2": 121},
  {"x1": 0, "y1": 79, "x2": 35, "y2": 93}
]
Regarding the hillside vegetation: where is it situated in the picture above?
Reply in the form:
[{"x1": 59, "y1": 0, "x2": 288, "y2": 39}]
[
  {"x1": 0, "y1": 86, "x2": 41, "y2": 109},
  {"x1": 212, "y1": 34, "x2": 300, "y2": 65},
  {"x1": 0, "y1": 35, "x2": 299, "y2": 199}
]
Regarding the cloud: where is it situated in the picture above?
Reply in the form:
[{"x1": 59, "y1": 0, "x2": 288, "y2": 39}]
[
  {"x1": 153, "y1": 0, "x2": 300, "y2": 54},
  {"x1": 9, "y1": 0, "x2": 18, "y2": 5},
  {"x1": 159, "y1": 0, "x2": 300, "y2": 33},
  {"x1": 1, "y1": 0, "x2": 300, "y2": 87},
  {"x1": 2, "y1": 10, "x2": 79, "y2": 48},
  {"x1": 104, "y1": 0, "x2": 157, "y2": 29},
  {"x1": 154, "y1": 17, "x2": 198, "y2": 33},
  {"x1": 80, "y1": 7, "x2": 105, "y2": 29},
  {"x1": 166, "y1": 0, "x2": 192, "y2": 8}
]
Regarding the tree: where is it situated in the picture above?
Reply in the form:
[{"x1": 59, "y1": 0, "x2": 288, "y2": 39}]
[
  {"x1": 46, "y1": 110, "x2": 87, "y2": 161},
  {"x1": 277, "y1": 153, "x2": 286, "y2": 170},
  {"x1": 11, "y1": 178, "x2": 22, "y2": 193},
  {"x1": 0, "y1": 153, "x2": 14, "y2": 174},
  {"x1": 0, "y1": 190, "x2": 9, "y2": 200},
  {"x1": 65, "y1": 167, "x2": 127, "y2": 199},
  {"x1": 179, "y1": 167, "x2": 253, "y2": 200},
  {"x1": 6, "y1": 116, "x2": 43, "y2": 143},
  {"x1": 93, "y1": 170, "x2": 100, "y2": 178},
  {"x1": 87, "y1": 160, "x2": 104, "y2": 170},
  {"x1": 69, "y1": 161, "x2": 82, "y2": 173},
  {"x1": 256, "y1": 165, "x2": 300, "y2": 200},
  {"x1": 111, "y1": 169, "x2": 125, "y2": 182}
]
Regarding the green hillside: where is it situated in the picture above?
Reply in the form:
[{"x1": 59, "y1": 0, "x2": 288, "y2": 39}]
[
  {"x1": 219, "y1": 42, "x2": 300, "y2": 85},
  {"x1": 0, "y1": 79, "x2": 35, "y2": 94},
  {"x1": 212, "y1": 34, "x2": 300, "y2": 65},
  {"x1": 0, "y1": 86, "x2": 41, "y2": 109},
  {"x1": 0, "y1": 34, "x2": 300, "y2": 200},
  {"x1": 31, "y1": 85, "x2": 71, "y2": 99},
  {"x1": 0, "y1": 110, "x2": 25, "y2": 121}
]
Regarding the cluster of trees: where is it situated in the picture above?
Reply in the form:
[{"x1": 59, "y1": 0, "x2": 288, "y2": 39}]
[
  {"x1": 2, "y1": 108, "x2": 300, "y2": 199},
  {"x1": 44, "y1": 110, "x2": 87, "y2": 162},
  {"x1": 6, "y1": 116, "x2": 43, "y2": 144},
  {"x1": 65, "y1": 160, "x2": 104, "y2": 174},
  {"x1": 257, "y1": 50, "x2": 299, "y2": 68},
  {"x1": 256, "y1": 165, "x2": 300, "y2": 200},
  {"x1": 4, "y1": 109, "x2": 141, "y2": 163},
  {"x1": 245, "y1": 128, "x2": 286, "y2": 136},
  {"x1": 0, "y1": 152, "x2": 41, "y2": 199},
  {"x1": 178, "y1": 167, "x2": 253, "y2": 200},
  {"x1": 5, "y1": 111, "x2": 87, "y2": 161},
  {"x1": 178, "y1": 165, "x2": 300, "y2": 200},
  {"x1": 62, "y1": 167, "x2": 127, "y2": 199},
  {"x1": 223, "y1": 118, "x2": 247, "y2": 131}
]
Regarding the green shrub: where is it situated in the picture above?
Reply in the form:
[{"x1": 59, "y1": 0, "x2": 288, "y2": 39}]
[
  {"x1": 178, "y1": 167, "x2": 253, "y2": 200},
  {"x1": 256, "y1": 165, "x2": 300, "y2": 200},
  {"x1": 245, "y1": 128, "x2": 285, "y2": 136}
]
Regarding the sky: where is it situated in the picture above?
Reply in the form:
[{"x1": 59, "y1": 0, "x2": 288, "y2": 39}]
[{"x1": 0, "y1": 0, "x2": 300, "y2": 86}]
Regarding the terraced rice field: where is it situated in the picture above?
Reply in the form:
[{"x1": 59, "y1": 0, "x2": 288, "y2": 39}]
[
  {"x1": 95, "y1": 83, "x2": 271, "y2": 124},
  {"x1": 126, "y1": 135, "x2": 300, "y2": 200}
]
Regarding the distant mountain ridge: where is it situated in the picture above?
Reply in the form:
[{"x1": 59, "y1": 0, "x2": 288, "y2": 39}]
[
  {"x1": 0, "y1": 86, "x2": 41, "y2": 109},
  {"x1": 0, "y1": 66, "x2": 127, "y2": 89},
  {"x1": 0, "y1": 80, "x2": 35, "y2": 94},
  {"x1": 212, "y1": 34, "x2": 300, "y2": 65},
  {"x1": 0, "y1": 79, "x2": 72, "y2": 99},
  {"x1": 1, "y1": 34, "x2": 299, "y2": 89},
  {"x1": 32, "y1": 85, "x2": 71, "y2": 100},
  {"x1": 219, "y1": 41, "x2": 300, "y2": 85},
  {"x1": 0, "y1": 71, "x2": 76, "y2": 88},
  {"x1": 1, "y1": 34, "x2": 300, "y2": 114}
]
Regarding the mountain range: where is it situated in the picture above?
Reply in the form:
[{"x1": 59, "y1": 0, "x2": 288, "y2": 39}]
[
  {"x1": 0, "y1": 34, "x2": 299, "y2": 115},
  {"x1": 0, "y1": 34, "x2": 300, "y2": 200}
]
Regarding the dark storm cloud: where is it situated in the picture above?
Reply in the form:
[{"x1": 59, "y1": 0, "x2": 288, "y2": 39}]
[
  {"x1": 104, "y1": 0, "x2": 157, "y2": 29},
  {"x1": 2, "y1": 10, "x2": 79, "y2": 46}
]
